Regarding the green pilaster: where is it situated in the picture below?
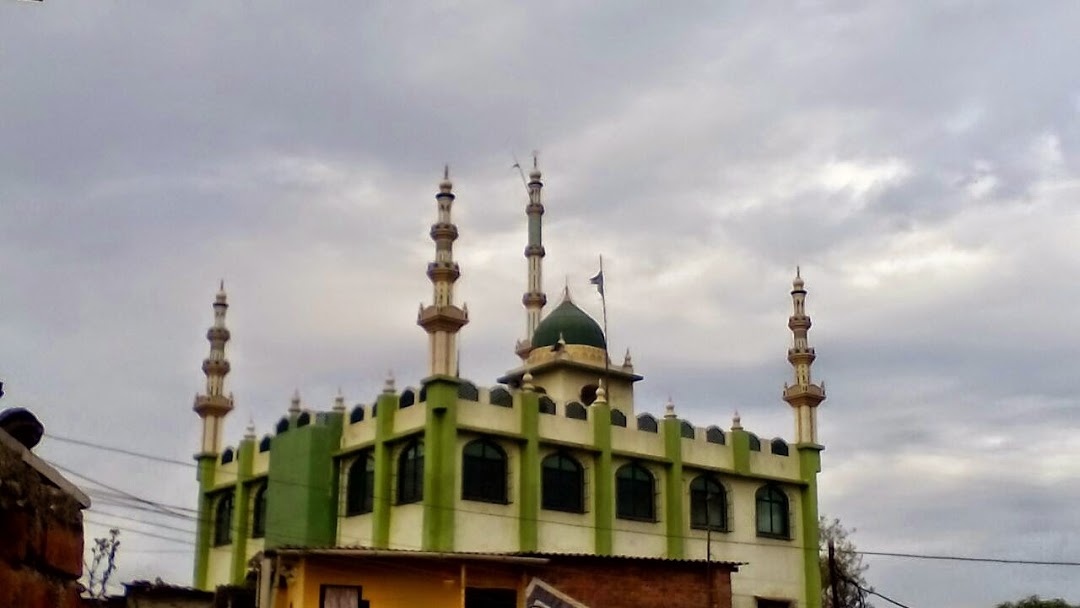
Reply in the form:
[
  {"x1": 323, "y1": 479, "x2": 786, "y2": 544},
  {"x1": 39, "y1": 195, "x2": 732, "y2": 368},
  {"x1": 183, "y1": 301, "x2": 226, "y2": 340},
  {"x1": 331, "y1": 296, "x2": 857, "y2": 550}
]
[
  {"x1": 661, "y1": 417, "x2": 684, "y2": 558},
  {"x1": 731, "y1": 428, "x2": 751, "y2": 475},
  {"x1": 229, "y1": 438, "x2": 255, "y2": 583},
  {"x1": 264, "y1": 414, "x2": 343, "y2": 549},
  {"x1": 799, "y1": 446, "x2": 824, "y2": 608},
  {"x1": 518, "y1": 389, "x2": 540, "y2": 551},
  {"x1": 591, "y1": 399, "x2": 613, "y2": 555},
  {"x1": 193, "y1": 455, "x2": 216, "y2": 589},
  {"x1": 422, "y1": 376, "x2": 459, "y2": 551},
  {"x1": 372, "y1": 389, "x2": 399, "y2": 548}
]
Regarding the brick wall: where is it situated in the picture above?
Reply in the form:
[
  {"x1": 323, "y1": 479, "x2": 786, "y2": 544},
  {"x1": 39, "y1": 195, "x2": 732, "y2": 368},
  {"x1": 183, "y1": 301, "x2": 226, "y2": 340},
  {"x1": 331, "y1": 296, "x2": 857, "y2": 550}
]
[
  {"x1": 0, "y1": 439, "x2": 86, "y2": 608},
  {"x1": 535, "y1": 555, "x2": 735, "y2": 608}
]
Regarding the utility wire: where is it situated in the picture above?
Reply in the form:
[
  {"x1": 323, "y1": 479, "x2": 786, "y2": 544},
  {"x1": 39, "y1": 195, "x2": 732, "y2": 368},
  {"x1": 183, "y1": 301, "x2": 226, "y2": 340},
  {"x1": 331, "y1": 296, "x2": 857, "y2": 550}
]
[
  {"x1": 45, "y1": 433, "x2": 196, "y2": 469},
  {"x1": 852, "y1": 549, "x2": 1080, "y2": 567}
]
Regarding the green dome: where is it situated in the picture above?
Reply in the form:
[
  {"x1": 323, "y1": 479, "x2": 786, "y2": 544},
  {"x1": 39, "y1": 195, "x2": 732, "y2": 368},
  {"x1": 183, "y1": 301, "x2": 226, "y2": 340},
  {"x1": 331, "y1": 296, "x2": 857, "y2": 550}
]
[{"x1": 532, "y1": 299, "x2": 606, "y2": 349}]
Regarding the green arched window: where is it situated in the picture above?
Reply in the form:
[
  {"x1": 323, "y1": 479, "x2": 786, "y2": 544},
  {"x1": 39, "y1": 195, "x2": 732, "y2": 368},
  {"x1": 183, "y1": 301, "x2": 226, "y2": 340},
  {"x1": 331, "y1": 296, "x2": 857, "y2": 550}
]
[
  {"x1": 213, "y1": 493, "x2": 233, "y2": 546},
  {"x1": 346, "y1": 453, "x2": 375, "y2": 516},
  {"x1": 755, "y1": 484, "x2": 789, "y2": 538},
  {"x1": 251, "y1": 485, "x2": 268, "y2": 538},
  {"x1": 690, "y1": 476, "x2": 726, "y2": 531},
  {"x1": 462, "y1": 439, "x2": 508, "y2": 503},
  {"x1": 397, "y1": 441, "x2": 424, "y2": 504},
  {"x1": 616, "y1": 463, "x2": 655, "y2": 521},
  {"x1": 541, "y1": 452, "x2": 584, "y2": 513}
]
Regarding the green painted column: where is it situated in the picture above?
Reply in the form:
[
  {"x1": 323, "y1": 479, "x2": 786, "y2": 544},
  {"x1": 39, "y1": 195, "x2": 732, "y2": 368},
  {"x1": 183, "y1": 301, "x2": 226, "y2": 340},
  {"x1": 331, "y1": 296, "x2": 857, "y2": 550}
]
[
  {"x1": 518, "y1": 387, "x2": 540, "y2": 551},
  {"x1": 230, "y1": 438, "x2": 255, "y2": 583},
  {"x1": 372, "y1": 386, "x2": 399, "y2": 548},
  {"x1": 731, "y1": 427, "x2": 751, "y2": 475},
  {"x1": 591, "y1": 396, "x2": 613, "y2": 555},
  {"x1": 422, "y1": 376, "x2": 459, "y2": 551},
  {"x1": 799, "y1": 446, "x2": 824, "y2": 608},
  {"x1": 193, "y1": 455, "x2": 216, "y2": 589},
  {"x1": 661, "y1": 416, "x2": 684, "y2": 558}
]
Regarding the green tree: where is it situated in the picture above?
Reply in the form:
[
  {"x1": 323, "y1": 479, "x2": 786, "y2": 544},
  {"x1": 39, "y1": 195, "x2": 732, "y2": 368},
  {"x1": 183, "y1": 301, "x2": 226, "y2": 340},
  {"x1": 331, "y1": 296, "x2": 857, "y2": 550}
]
[
  {"x1": 996, "y1": 596, "x2": 1080, "y2": 608},
  {"x1": 819, "y1": 516, "x2": 872, "y2": 608}
]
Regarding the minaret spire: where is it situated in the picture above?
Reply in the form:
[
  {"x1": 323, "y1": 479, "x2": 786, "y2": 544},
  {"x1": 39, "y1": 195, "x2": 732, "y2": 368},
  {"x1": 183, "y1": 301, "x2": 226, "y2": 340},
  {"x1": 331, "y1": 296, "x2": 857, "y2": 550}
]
[
  {"x1": 193, "y1": 281, "x2": 234, "y2": 455},
  {"x1": 418, "y1": 168, "x2": 469, "y2": 376},
  {"x1": 516, "y1": 154, "x2": 547, "y2": 359},
  {"x1": 782, "y1": 269, "x2": 826, "y2": 444}
]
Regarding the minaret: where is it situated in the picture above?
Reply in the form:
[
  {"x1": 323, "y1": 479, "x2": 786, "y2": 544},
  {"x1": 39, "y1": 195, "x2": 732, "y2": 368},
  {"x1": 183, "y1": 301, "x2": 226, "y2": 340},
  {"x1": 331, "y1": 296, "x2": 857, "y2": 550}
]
[
  {"x1": 193, "y1": 282, "x2": 234, "y2": 455},
  {"x1": 516, "y1": 156, "x2": 547, "y2": 359},
  {"x1": 417, "y1": 167, "x2": 469, "y2": 377},
  {"x1": 782, "y1": 268, "x2": 826, "y2": 444}
]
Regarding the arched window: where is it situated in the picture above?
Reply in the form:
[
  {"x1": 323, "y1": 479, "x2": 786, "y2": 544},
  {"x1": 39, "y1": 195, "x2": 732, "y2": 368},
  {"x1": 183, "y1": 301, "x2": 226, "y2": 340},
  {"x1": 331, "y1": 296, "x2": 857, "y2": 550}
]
[
  {"x1": 419, "y1": 385, "x2": 428, "y2": 403},
  {"x1": 489, "y1": 387, "x2": 512, "y2": 407},
  {"x1": 690, "y1": 476, "x2": 726, "y2": 531},
  {"x1": 349, "y1": 406, "x2": 365, "y2": 424},
  {"x1": 580, "y1": 384, "x2": 598, "y2": 406},
  {"x1": 297, "y1": 412, "x2": 311, "y2": 427},
  {"x1": 220, "y1": 447, "x2": 235, "y2": 465},
  {"x1": 538, "y1": 396, "x2": 556, "y2": 415},
  {"x1": 397, "y1": 441, "x2": 424, "y2": 504},
  {"x1": 610, "y1": 409, "x2": 627, "y2": 427},
  {"x1": 705, "y1": 426, "x2": 725, "y2": 445},
  {"x1": 259, "y1": 435, "x2": 272, "y2": 452},
  {"x1": 565, "y1": 402, "x2": 587, "y2": 420},
  {"x1": 755, "y1": 485, "x2": 789, "y2": 538},
  {"x1": 541, "y1": 453, "x2": 584, "y2": 513},
  {"x1": 458, "y1": 381, "x2": 480, "y2": 401},
  {"x1": 251, "y1": 485, "x2": 268, "y2": 538},
  {"x1": 275, "y1": 417, "x2": 289, "y2": 434},
  {"x1": 462, "y1": 439, "x2": 508, "y2": 504},
  {"x1": 680, "y1": 421, "x2": 695, "y2": 439},
  {"x1": 399, "y1": 389, "x2": 415, "y2": 409},
  {"x1": 346, "y1": 453, "x2": 375, "y2": 516},
  {"x1": 372, "y1": 403, "x2": 378, "y2": 417},
  {"x1": 637, "y1": 414, "x2": 658, "y2": 433},
  {"x1": 213, "y1": 493, "x2": 233, "y2": 546},
  {"x1": 616, "y1": 463, "x2": 655, "y2": 521},
  {"x1": 770, "y1": 438, "x2": 789, "y2": 456},
  {"x1": 748, "y1": 433, "x2": 761, "y2": 451}
]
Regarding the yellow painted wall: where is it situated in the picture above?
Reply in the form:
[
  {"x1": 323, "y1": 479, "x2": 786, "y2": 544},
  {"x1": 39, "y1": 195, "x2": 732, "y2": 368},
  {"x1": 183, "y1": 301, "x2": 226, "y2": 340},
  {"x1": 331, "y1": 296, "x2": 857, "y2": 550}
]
[{"x1": 276, "y1": 557, "x2": 524, "y2": 608}]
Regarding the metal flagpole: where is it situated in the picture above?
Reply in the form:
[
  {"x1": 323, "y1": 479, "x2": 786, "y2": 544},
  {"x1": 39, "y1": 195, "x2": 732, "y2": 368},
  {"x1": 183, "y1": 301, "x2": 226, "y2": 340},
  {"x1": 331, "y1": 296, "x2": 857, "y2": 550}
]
[{"x1": 591, "y1": 255, "x2": 610, "y2": 390}]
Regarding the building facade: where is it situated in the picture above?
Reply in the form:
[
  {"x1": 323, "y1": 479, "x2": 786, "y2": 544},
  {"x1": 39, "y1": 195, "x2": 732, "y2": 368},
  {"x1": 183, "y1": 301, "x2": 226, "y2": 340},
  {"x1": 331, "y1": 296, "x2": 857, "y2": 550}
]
[{"x1": 191, "y1": 167, "x2": 827, "y2": 608}]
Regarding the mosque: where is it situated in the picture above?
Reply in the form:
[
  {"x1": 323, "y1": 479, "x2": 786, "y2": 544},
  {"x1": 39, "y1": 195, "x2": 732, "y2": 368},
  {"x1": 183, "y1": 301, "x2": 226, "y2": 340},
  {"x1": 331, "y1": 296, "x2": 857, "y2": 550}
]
[{"x1": 190, "y1": 165, "x2": 826, "y2": 608}]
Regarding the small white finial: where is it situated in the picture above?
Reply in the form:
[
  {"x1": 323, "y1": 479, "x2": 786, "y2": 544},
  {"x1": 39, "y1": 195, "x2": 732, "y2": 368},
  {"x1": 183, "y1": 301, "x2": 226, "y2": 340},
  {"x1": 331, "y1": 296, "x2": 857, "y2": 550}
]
[
  {"x1": 333, "y1": 388, "x2": 346, "y2": 412},
  {"x1": 793, "y1": 266, "x2": 805, "y2": 290},
  {"x1": 383, "y1": 371, "x2": 396, "y2": 394},
  {"x1": 215, "y1": 280, "x2": 227, "y2": 303},
  {"x1": 595, "y1": 380, "x2": 607, "y2": 404},
  {"x1": 522, "y1": 372, "x2": 534, "y2": 391},
  {"x1": 245, "y1": 418, "x2": 256, "y2": 440},
  {"x1": 732, "y1": 411, "x2": 742, "y2": 430},
  {"x1": 623, "y1": 348, "x2": 633, "y2": 367},
  {"x1": 664, "y1": 397, "x2": 676, "y2": 419},
  {"x1": 289, "y1": 390, "x2": 301, "y2": 413}
]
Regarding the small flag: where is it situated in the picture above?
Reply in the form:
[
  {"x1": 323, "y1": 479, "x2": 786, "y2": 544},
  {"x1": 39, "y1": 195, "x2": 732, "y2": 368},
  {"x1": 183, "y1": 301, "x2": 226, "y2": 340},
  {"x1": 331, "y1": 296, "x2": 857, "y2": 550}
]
[{"x1": 589, "y1": 270, "x2": 605, "y2": 297}]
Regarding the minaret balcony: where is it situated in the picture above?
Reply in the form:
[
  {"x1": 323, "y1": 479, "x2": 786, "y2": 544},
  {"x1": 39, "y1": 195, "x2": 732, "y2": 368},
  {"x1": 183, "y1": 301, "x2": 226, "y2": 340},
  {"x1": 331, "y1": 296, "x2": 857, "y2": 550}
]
[
  {"x1": 787, "y1": 347, "x2": 816, "y2": 356},
  {"x1": 783, "y1": 384, "x2": 826, "y2": 401},
  {"x1": 787, "y1": 317, "x2": 812, "y2": 330},
  {"x1": 426, "y1": 262, "x2": 461, "y2": 282},
  {"x1": 522, "y1": 292, "x2": 547, "y2": 307},
  {"x1": 201, "y1": 359, "x2": 232, "y2": 375},
  {"x1": 417, "y1": 304, "x2": 469, "y2": 332},
  {"x1": 524, "y1": 244, "x2": 546, "y2": 257},
  {"x1": 429, "y1": 223, "x2": 459, "y2": 241},
  {"x1": 526, "y1": 202, "x2": 545, "y2": 215},
  {"x1": 193, "y1": 393, "x2": 233, "y2": 417},
  {"x1": 206, "y1": 327, "x2": 231, "y2": 342}
]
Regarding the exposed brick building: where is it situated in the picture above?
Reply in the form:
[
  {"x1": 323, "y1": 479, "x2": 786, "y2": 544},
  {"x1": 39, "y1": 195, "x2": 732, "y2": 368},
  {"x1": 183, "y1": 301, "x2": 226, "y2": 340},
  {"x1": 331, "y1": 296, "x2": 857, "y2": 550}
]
[{"x1": 0, "y1": 407, "x2": 90, "y2": 608}]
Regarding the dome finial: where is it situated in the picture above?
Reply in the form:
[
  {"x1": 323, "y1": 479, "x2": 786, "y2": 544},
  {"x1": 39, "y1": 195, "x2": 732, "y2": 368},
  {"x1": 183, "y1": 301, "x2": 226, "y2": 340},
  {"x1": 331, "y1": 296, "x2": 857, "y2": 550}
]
[
  {"x1": 522, "y1": 372, "x2": 535, "y2": 391},
  {"x1": 245, "y1": 417, "x2": 256, "y2": 440},
  {"x1": 289, "y1": 390, "x2": 301, "y2": 414},
  {"x1": 333, "y1": 388, "x2": 346, "y2": 412},
  {"x1": 383, "y1": 370, "x2": 396, "y2": 394},
  {"x1": 664, "y1": 397, "x2": 676, "y2": 419},
  {"x1": 595, "y1": 380, "x2": 607, "y2": 404},
  {"x1": 732, "y1": 411, "x2": 742, "y2": 430}
]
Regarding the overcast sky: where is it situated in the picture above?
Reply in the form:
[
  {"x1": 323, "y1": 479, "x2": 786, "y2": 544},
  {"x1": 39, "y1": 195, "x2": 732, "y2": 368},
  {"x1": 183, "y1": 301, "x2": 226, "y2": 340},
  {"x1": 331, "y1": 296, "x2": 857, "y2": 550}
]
[{"x1": 2, "y1": 1, "x2": 1079, "y2": 605}]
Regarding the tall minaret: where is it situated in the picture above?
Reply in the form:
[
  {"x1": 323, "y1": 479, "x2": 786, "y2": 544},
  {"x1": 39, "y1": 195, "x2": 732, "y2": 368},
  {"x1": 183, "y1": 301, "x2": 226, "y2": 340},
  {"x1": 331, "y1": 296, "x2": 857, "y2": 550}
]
[
  {"x1": 783, "y1": 268, "x2": 826, "y2": 444},
  {"x1": 516, "y1": 156, "x2": 547, "y2": 359},
  {"x1": 193, "y1": 282, "x2": 234, "y2": 455},
  {"x1": 418, "y1": 168, "x2": 469, "y2": 377}
]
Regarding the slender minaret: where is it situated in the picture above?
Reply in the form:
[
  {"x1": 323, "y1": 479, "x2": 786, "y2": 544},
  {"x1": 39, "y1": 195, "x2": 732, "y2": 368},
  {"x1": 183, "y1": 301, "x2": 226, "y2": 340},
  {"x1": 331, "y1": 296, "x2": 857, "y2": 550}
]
[
  {"x1": 418, "y1": 167, "x2": 469, "y2": 376},
  {"x1": 517, "y1": 157, "x2": 547, "y2": 358},
  {"x1": 783, "y1": 268, "x2": 826, "y2": 444},
  {"x1": 193, "y1": 282, "x2": 234, "y2": 455}
]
